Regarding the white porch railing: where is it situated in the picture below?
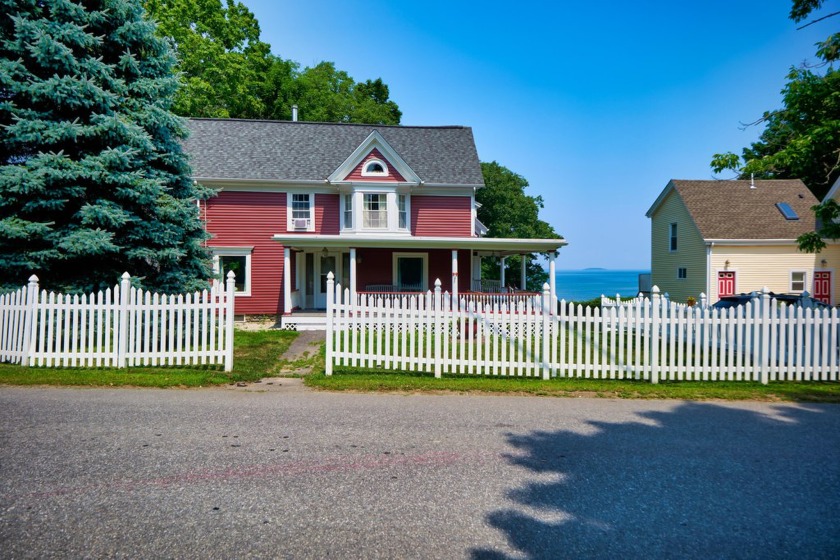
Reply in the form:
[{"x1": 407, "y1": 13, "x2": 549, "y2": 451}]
[{"x1": 0, "y1": 272, "x2": 236, "y2": 371}]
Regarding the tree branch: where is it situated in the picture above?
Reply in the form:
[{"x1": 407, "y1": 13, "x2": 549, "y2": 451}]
[{"x1": 796, "y1": 10, "x2": 840, "y2": 29}]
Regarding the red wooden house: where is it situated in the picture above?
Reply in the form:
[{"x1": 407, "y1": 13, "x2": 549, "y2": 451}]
[{"x1": 184, "y1": 118, "x2": 566, "y2": 328}]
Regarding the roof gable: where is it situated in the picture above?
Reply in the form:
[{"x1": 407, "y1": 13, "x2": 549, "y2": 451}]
[
  {"x1": 328, "y1": 131, "x2": 418, "y2": 183},
  {"x1": 183, "y1": 119, "x2": 485, "y2": 186},
  {"x1": 649, "y1": 179, "x2": 818, "y2": 240}
]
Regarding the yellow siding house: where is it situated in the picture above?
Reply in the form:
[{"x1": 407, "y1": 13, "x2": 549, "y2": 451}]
[{"x1": 646, "y1": 179, "x2": 838, "y2": 305}]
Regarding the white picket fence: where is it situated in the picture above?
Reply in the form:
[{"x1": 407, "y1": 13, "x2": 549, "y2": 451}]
[
  {"x1": 325, "y1": 275, "x2": 840, "y2": 384},
  {"x1": 0, "y1": 272, "x2": 236, "y2": 371}
]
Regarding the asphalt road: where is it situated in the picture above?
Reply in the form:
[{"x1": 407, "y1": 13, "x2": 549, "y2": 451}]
[{"x1": 1, "y1": 384, "x2": 838, "y2": 559}]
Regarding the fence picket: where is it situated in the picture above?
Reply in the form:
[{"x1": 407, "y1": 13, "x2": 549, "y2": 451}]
[{"x1": 0, "y1": 274, "x2": 234, "y2": 370}]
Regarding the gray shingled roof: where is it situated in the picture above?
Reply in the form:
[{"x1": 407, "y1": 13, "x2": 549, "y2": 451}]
[
  {"x1": 670, "y1": 179, "x2": 818, "y2": 239},
  {"x1": 183, "y1": 118, "x2": 485, "y2": 186}
]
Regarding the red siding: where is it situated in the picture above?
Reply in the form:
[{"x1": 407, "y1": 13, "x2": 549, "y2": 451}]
[
  {"x1": 411, "y1": 196, "x2": 472, "y2": 237},
  {"x1": 356, "y1": 248, "x2": 471, "y2": 294},
  {"x1": 315, "y1": 194, "x2": 340, "y2": 234},
  {"x1": 205, "y1": 191, "x2": 285, "y2": 315},
  {"x1": 345, "y1": 148, "x2": 407, "y2": 182}
]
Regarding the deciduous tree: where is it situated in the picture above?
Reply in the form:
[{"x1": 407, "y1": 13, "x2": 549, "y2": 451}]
[
  {"x1": 710, "y1": 1, "x2": 840, "y2": 251},
  {"x1": 477, "y1": 162, "x2": 561, "y2": 291},
  {"x1": 142, "y1": 0, "x2": 402, "y2": 124}
]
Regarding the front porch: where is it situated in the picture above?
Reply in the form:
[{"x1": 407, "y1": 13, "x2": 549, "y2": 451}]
[{"x1": 273, "y1": 235, "x2": 566, "y2": 330}]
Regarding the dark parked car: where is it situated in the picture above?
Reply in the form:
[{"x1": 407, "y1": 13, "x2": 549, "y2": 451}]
[{"x1": 712, "y1": 291, "x2": 830, "y2": 311}]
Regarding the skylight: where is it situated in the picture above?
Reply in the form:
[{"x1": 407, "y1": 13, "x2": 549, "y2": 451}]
[{"x1": 776, "y1": 202, "x2": 799, "y2": 220}]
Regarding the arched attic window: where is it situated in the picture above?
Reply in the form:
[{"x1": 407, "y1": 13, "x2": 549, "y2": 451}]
[{"x1": 361, "y1": 158, "x2": 388, "y2": 177}]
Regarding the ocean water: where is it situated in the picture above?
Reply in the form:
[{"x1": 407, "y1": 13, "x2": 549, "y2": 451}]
[{"x1": 555, "y1": 269, "x2": 649, "y2": 302}]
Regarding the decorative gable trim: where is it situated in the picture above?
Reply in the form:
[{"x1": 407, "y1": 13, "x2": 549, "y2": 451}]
[{"x1": 328, "y1": 131, "x2": 422, "y2": 185}]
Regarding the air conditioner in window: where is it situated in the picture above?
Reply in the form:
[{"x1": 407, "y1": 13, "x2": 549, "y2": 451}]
[{"x1": 293, "y1": 218, "x2": 309, "y2": 230}]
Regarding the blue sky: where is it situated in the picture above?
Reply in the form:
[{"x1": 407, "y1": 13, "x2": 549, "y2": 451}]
[{"x1": 245, "y1": 0, "x2": 831, "y2": 270}]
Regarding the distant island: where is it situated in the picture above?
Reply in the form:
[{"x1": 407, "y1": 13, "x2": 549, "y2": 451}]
[{"x1": 583, "y1": 267, "x2": 607, "y2": 271}]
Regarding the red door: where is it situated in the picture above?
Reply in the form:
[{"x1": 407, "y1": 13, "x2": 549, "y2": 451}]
[
  {"x1": 718, "y1": 271, "x2": 735, "y2": 297},
  {"x1": 814, "y1": 271, "x2": 831, "y2": 305}
]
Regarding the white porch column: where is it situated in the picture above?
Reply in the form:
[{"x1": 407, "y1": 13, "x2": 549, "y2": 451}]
[
  {"x1": 500, "y1": 257, "x2": 506, "y2": 289},
  {"x1": 283, "y1": 247, "x2": 291, "y2": 314},
  {"x1": 520, "y1": 255, "x2": 527, "y2": 291},
  {"x1": 451, "y1": 249, "x2": 459, "y2": 301},
  {"x1": 549, "y1": 251, "x2": 557, "y2": 301},
  {"x1": 350, "y1": 247, "x2": 357, "y2": 303}
]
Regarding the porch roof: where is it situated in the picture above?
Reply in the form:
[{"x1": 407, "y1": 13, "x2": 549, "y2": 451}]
[{"x1": 271, "y1": 234, "x2": 567, "y2": 256}]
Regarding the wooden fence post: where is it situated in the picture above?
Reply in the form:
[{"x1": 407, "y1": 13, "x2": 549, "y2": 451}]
[
  {"x1": 434, "y1": 278, "x2": 442, "y2": 379},
  {"x1": 651, "y1": 286, "x2": 661, "y2": 384},
  {"x1": 541, "y1": 282, "x2": 551, "y2": 380},
  {"x1": 21, "y1": 275, "x2": 39, "y2": 367},
  {"x1": 760, "y1": 286, "x2": 771, "y2": 385},
  {"x1": 117, "y1": 272, "x2": 130, "y2": 368},
  {"x1": 325, "y1": 272, "x2": 334, "y2": 376},
  {"x1": 224, "y1": 271, "x2": 235, "y2": 372}
]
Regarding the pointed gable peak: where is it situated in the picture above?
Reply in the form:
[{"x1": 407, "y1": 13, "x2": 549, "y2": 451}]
[{"x1": 328, "y1": 130, "x2": 421, "y2": 184}]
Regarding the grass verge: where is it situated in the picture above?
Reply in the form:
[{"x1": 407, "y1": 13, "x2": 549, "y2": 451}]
[
  {"x1": 0, "y1": 329, "x2": 297, "y2": 388},
  {"x1": 304, "y1": 368, "x2": 840, "y2": 403}
]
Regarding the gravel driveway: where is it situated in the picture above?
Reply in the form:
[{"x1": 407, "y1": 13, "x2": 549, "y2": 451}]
[{"x1": 1, "y1": 386, "x2": 838, "y2": 559}]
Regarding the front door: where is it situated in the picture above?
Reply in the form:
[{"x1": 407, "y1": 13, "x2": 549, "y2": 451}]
[
  {"x1": 718, "y1": 271, "x2": 735, "y2": 297},
  {"x1": 814, "y1": 271, "x2": 832, "y2": 305},
  {"x1": 299, "y1": 251, "x2": 342, "y2": 309},
  {"x1": 316, "y1": 253, "x2": 338, "y2": 309}
]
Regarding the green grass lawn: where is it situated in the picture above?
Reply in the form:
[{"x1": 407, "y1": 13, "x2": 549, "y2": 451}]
[
  {"x1": 305, "y1": 368, "x2": 840, "y2": 402},
  {"x1": 0, "y1": 329, "x2": 298, "y2": 388},
  {"x1": 2, "y1": 328, "x2": 838, "y2": 402}
]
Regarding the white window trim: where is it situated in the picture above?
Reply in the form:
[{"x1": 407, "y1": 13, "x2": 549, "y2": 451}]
[
  {"x1": 398, "y1": 193, "x2": 410, "y2": 231},
  {"x1": 363, "y1": 192, "x2": 388, "y2": 229},
  {"x1": 342, "y1": 193, "x2": 353, "y2": 230},
  {"x1": 392, "y1": 252, "x2": 428, "y2": 292},
  {"x1": 790, "y1": 270, "x2": 807, "y2": 293},
  {"x1": 669, "y1": 222, "x2": 678, "y2": 252},
  {"x1": 339, "y1": 189, "x2": 412, "y2": 235},
  {"x1": 361, "y1": 158, "x2": 389, "y2": 177},
  {"x1": 287, "y1": 192, "x2": 315, "y2": 232},
  {"x1": 212, "y1": 247, "x2": 253, "y2": 297}
]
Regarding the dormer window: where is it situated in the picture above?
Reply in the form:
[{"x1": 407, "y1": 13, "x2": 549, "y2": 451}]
[{"x1": 362, "y1": 159, "x2": 388, "y2": 177}]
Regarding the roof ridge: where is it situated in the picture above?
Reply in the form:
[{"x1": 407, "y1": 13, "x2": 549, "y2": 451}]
[{"x1": 187, "y1": 117, "x2": 468, "y2": 130}]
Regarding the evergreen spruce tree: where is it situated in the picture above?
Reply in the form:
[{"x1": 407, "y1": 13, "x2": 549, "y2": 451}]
[{"x1": 0, "y1": 0, "x2": 213, "y2": 293}]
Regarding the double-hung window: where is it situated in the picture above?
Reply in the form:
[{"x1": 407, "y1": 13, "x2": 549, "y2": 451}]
[
  {"x1": 289, "y1": 193, "x2": 313, "y2": 231},
  {"x1": 343, "y1": 194, "x2": 353, "y2": 229},
  {"x1": 791, "y1": 271, "x2": 806, "y2": 292},
  {"x1": 363, "y1": 193, "x2": 387, "y2": 229},
  {"x1": 398, "y1": 194, "x2": 407, "y2": 230},
  {"x1": 669, "y1": 223, "x2": 678, "y2": 252}
]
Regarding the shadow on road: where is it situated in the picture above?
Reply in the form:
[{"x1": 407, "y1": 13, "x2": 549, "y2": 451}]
[{"x1": 472, "y1": 402, "x2": 840, "y2": 559}]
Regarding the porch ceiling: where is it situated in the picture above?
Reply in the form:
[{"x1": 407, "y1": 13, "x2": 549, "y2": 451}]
[{"x1": 271, "y1": 234, "x2": 567, "y2": 256}]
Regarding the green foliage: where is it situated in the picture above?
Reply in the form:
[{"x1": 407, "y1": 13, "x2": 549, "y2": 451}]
[
  {"x1": 797, "y1": 199, "x2": 840, "y2": 252},
  {"x1": 713, "y1": 1, "x2": 840, "y2": 252},
  {"x1": 0, "y1": 0, "x2": 213, "y2": 293},
  {"x1": 790, "y1": 0, "x2": 840, "y2": 62},
  {"x1": 142, "y1": 0, "x2": 402, "y2": 124},
  {"x1": 477, "y1": 162, "x2": 561, "y2": 291},
  {"x1": 712, "y1": 67, "x2": 840, "y2": 200}
]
